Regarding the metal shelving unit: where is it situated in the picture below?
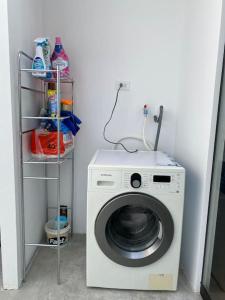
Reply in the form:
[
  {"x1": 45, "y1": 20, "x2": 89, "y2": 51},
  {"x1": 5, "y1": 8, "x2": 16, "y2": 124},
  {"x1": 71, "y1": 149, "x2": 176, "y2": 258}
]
[{"x1": 18, "y1": 51, "x2": 74, "y2": 284}]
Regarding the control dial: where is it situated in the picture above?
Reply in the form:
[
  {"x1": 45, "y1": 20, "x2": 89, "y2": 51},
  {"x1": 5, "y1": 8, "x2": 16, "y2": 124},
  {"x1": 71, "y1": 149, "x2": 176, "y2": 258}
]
[{"x1": 131, "y1": 173, "x2": 142, "y2": 188}]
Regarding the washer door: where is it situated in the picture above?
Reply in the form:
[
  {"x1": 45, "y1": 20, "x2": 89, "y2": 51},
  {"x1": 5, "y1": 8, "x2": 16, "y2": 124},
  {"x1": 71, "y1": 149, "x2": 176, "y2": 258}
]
[{"x1": 95, "y1": 192, "x2": 174, "y2": 267}]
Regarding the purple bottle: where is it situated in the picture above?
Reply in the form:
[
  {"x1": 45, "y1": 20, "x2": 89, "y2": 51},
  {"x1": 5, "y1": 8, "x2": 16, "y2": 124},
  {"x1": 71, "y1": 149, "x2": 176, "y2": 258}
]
[{"x1": 51, "y1": 37, "x2": 70, "y2": 79}]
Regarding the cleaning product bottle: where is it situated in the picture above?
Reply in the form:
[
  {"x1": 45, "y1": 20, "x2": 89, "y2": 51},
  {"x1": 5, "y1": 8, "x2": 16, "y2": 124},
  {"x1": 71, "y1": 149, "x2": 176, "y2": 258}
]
[
  {"x1": 34, "y1": 38, "x2": 52, "y2": 79},
  {"x1": 51, "y1": 37, "x2": 70, "y2": 79},
  {"x1": 32, "y1": 42, "x2": 46, "y2": 78},
  {"x1": 43, "y1": 38, "x2": 51, "y2": 78},
  {"x1": 61, "y1": 99, "x2": 73, "y2": 112},
  {"x1": 47, "y1": 83, "x2": 57, "y2": 117}
]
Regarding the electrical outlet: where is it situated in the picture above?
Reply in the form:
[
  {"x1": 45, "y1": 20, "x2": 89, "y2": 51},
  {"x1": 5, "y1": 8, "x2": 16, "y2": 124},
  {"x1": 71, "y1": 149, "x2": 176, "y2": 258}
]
[{"x1": 115, "y1": 81, "x2": 131, "y2": 91}]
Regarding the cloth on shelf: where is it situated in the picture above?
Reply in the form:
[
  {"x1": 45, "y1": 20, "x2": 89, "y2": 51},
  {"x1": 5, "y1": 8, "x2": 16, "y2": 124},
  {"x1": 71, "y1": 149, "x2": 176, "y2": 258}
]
[
  {"x1": 60, "y1": 111, "x2": 82, "y2": 136},
  {"x1": 42, "y1": 111, "x2": 82, "y2": 136}
]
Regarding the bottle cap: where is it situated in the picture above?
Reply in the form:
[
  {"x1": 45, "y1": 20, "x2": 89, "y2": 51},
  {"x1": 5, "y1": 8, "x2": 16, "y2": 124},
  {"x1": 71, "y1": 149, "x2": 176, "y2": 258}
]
[
  {"x1": 61, "y1": 99, "x2": 73, "y2": 105},
  {"x1": 55, "y1": 37, "x2": 62, "y2": 44},
  {"x1": 48, "y1": 82, "x2": 56, "y2": 90}
]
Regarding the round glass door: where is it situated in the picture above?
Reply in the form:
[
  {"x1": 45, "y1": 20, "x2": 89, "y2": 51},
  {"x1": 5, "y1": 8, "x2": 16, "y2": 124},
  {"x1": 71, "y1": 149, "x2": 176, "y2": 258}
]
[
  {"x1": 107, "y1": 205, "x2": 161, "y2": 252},
  {"x1": 95, "y1": 193, "x2": 174, "y2": 267}
]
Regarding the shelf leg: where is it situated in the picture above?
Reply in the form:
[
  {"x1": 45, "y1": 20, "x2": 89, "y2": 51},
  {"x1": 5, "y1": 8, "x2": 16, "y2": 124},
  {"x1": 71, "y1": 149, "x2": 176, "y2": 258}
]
[
  {"x1": 57, "y1": 164, "x2": 61, "y2": 284},
  {"x1": 18, "y1": 52, "x2": 26, "y2": 282},
  {"x1": 71, "y1": 80, "x2": 74, "y2": 237},
  {"x1": 56, "y1": 66, "x2": 61, "y2": 285},
  {"x1": 71, "y1": 151, "x2": 74, "y2": 236}
]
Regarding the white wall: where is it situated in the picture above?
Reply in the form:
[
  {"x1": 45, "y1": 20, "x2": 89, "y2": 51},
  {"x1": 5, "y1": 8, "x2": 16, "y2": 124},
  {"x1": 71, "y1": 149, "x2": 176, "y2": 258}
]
[
  {"x1": 0, "y1": 0, "x2": 45, "y2": 289},
  {"x1": 44, "y1": 0, "x2": 186, "y2": 233},
  {"x1": 7, "y1": 0, "x2": 46, "y2": 279},
  {"x1": 45, "y1": 1, "x2": 225, "y2": 291},
  {"x1": 0, "y1": 0, "x2": 20, "y2": 289},
  {"x1": 174, "y1": 0, "x2": 225, "y2": 292}
]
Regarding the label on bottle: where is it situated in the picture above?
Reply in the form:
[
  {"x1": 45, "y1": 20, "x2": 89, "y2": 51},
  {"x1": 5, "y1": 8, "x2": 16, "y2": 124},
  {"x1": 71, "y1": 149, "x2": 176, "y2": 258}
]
[
  {"x1": 63, "y1": 132, "x2": 73, "y2": 147},
  {"x1": 52, "y1": 57, "x2": 68, "y2": 71},
  {"x1": 48, "y1": 96, "x2": 57, "y2": 117},
  {"x1": 32, "y1": 57, "x2": 45, "y2": 70},
  {"x1": 32, "y1": 57, "x2": 46, "y2": 77}
]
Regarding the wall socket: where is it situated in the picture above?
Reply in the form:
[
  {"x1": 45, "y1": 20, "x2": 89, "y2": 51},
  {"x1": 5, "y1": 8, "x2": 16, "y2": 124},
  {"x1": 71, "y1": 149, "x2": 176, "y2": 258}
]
[{"x1": 115, "y1": 81, "x2": 131, "y2": 90}]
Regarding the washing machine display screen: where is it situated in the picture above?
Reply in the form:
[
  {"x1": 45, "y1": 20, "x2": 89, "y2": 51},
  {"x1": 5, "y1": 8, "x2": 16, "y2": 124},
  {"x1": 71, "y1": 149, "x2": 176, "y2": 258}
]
[
  {"x1": 106, "y1": 205, "x2": 160, "y2": 252},
  {"x1": 153, "y1": 175, "x2": 171, "y2": 183}
]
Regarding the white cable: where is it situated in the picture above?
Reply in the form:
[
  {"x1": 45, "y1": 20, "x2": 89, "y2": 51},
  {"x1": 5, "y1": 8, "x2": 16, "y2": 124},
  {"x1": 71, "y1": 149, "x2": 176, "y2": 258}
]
[
  {"x1": 113, "y1": 129, "x2": 153, "y2": 151},
  {"x1": 113, "y1": 110, "x2": 153, "y2": 151},
  {"x1": 113, "y1": 136, "x2": 153, "y2": 151},
  {"x1": 113, "y1": 136, "x2": 142, "y2": 150}
]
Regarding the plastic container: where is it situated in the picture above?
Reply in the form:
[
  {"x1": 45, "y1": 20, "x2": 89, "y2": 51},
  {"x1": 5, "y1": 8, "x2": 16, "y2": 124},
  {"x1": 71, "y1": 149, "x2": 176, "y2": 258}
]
[
  {"x1": 31, "y1": 129, "x2": 66, "y2": 158},
  {"x1": 41, "y1": 38, "x2": 52, "y2": 79},
  {"x1": 34, "y1": 37, "x2": 52, "y2": 79},
  {"x1": 32, "y1": 42, "x2": 46, "y2": 77},
  {"x1": 48, "y1": 89, "x2": 57, "y2": 117},
  {"x1": 61, "y1": 99, "x2": 73, "y2": 112},
  {"x1": 51, "y1": 37, "x2": 69, "y2": 79},
  {"x1": 54, "y1": 215, "x2": 68, "y2": 229},
  {"x1": 45, "y1": 219, "x2": 71, "y2": 245},
  {"x1": 60, "y1": 205, "x2": 68, "y2": 218}
]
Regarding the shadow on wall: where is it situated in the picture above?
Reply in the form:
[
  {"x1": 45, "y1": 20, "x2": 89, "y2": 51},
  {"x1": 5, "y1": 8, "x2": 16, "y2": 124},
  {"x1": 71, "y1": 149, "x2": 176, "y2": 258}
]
[{"x1": 180, "y1": 164, "x2": 202, "y2": 279}]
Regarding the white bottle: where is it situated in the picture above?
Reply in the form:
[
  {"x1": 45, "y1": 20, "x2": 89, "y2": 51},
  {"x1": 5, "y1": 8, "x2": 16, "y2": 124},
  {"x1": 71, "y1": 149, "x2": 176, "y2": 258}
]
[{"x1": 32, "y1": 43, "x2": 46, "y2": 77}]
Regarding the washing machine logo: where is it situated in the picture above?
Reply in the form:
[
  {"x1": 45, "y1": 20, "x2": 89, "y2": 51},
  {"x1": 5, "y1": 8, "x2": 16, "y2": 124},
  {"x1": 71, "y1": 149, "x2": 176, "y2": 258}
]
[{"x1": 100, "y1": 173, "x2": 112, "y2": 177}]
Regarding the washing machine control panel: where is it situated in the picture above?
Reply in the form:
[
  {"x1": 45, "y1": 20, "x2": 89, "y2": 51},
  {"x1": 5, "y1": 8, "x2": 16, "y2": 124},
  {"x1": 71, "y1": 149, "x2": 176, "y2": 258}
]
[
  {"x1": 89, "y1": 168, "x2": 184, "y2": 194},
  {"x1": 124, "y1": 171, "x2": 183, "y2": 193}
]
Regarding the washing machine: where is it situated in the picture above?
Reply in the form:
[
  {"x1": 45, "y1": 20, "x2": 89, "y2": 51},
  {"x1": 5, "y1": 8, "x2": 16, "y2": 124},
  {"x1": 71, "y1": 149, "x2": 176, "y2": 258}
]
[{"x1": 86, "y1": 149, "x2": 185, "y2": 291}]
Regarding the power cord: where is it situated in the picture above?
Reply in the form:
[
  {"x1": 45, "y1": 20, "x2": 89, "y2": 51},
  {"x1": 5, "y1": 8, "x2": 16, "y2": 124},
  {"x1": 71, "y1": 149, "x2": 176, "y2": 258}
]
[{"x1": 103, "y1": 83, "x2": 138, "y2": 153}]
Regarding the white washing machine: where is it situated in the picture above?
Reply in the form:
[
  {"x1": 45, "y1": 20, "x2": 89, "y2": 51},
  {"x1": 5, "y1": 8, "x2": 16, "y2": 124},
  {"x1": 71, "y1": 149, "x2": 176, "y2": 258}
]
[{"x1": 86, "y1": 150, "x2": 185, "y2": 291}]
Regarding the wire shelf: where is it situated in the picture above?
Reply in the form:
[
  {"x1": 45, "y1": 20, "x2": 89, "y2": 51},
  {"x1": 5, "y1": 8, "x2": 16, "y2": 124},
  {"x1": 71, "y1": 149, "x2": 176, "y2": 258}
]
[
  {"x1": 23, "y1": 146, "x2": 74, "y2": 165},
  {"x1": 43, "y1": 77, "x2": 74, "y2": 84},
  {"x1": 20, "y1": 68, "x2": 58, "y2": 73},
  {"x1": 20, "y1": 68, "x2": 73, "y2": 84},
  {"x1": 18, "y1": 50, "x2": 75, "y2": 285},
  {"x1": 25, "y1": 241, "x2": 70, "y2": 249},
  {"x1": 23, "y1": 158, "x2": 65, "y2": 165},
  {"x1": 22, "y1": 116, "x2": 70, "y2": 120}
]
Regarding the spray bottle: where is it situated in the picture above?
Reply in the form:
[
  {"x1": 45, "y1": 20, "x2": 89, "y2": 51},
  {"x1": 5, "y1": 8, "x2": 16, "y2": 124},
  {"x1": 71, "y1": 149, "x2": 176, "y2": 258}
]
[
  {"x1": 33, "y1": 38, "x2": 52, "y2": 78},
  {"x1": 32, "y1": 41, "x2": 46, "y2": 78}
]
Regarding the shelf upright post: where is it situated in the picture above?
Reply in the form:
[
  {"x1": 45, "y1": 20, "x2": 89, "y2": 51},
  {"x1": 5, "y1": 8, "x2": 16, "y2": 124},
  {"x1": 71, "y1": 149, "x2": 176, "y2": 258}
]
[
  {"x1": 56, "y1": 66, "x2": 61, "y2": 284},
  {"x1": 44, "y1": 81, "x2": 48, "y2": 224},
  {"x1": 18, "y1": 52, "x2": 26, "y2": 282},
  {"x1": 71, "y1": 81, "x2": 74, "y2": 235}
]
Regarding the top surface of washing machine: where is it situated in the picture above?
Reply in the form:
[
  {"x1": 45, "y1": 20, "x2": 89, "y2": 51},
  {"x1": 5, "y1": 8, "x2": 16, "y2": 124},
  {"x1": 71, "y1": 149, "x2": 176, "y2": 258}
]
[{"x1": 89, "y1": 149, "x2": 182, "y2": 170}]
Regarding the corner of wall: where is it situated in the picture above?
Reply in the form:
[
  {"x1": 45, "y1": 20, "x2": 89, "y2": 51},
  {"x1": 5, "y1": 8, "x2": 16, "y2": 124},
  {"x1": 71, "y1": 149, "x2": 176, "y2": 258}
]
[
  {"x1": 174, "y1": 0, "x2": 225, "y2": 293},
  {"x1": 0, "y1": 0, "x2": 21, "y2": 289}
]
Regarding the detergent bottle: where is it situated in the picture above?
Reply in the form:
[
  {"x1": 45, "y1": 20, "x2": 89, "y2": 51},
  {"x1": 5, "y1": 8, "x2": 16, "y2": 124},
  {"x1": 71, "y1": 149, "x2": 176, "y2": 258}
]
[
  {"x1": 51, "y1": 37, "x2": 70, "y2": 79},
  {"x1": 32, "y1": 41, "x2": 46, "y2": 77}
]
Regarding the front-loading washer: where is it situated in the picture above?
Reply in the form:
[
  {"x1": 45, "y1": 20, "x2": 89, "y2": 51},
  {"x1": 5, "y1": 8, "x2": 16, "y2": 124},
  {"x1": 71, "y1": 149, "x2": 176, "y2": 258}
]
[{"x1": 86, "y1": 150, "x2": 185, "y2": 291}]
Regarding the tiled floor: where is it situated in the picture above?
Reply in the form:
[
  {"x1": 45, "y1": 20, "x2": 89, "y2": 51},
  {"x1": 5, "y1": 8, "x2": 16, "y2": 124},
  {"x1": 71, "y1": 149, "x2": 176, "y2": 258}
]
[{"x1": 0, "y1": 235, "x2": 202, "y2": 300}]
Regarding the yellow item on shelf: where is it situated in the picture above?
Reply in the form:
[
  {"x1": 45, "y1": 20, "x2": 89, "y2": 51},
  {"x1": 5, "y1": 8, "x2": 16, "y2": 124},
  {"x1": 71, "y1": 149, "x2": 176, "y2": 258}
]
[{"x1": 48, "y1": 89, "x2": 56, "y2": 97}]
